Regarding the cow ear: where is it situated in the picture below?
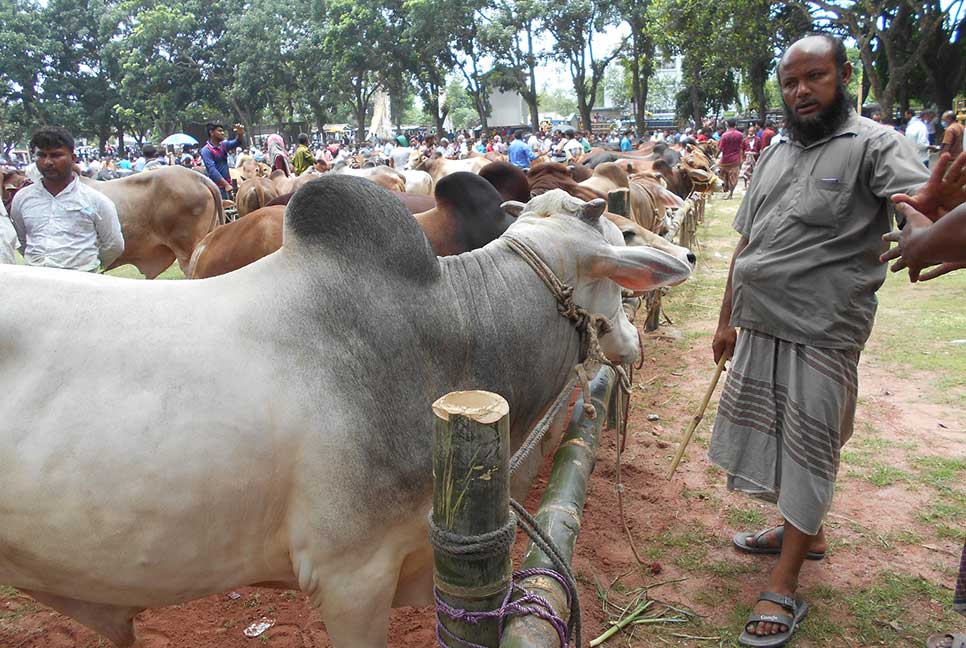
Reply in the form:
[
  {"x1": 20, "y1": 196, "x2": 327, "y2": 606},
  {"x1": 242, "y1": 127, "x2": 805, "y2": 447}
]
[
  {"x1": 590, "y1": 246, "x2": 691, "y2": 291},
  {"x1": 501, "y1": 201, "x2": 527, "y2": 217}
]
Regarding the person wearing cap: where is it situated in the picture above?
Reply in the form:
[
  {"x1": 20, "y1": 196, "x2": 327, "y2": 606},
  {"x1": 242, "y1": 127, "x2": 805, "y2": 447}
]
[
  {"x1": 201, "y1": 121, "x2": 246, "y2": 198},
  {"x1": 390, "y1": 135, "x2": 412, "y2": 170}
]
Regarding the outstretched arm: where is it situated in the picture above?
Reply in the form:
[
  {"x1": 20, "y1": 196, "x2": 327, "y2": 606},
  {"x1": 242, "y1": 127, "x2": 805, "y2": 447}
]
[
  {"x1": 891, "y1": 152, "x2": 966, "y2": 222},
  {"x1": 880, "y1": 201, "x2": 966, "y2": 282}
]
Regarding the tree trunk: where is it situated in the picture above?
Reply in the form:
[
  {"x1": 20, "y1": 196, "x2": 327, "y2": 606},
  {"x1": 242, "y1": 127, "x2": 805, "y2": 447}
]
[
  {"x1": 526, "y1": 23, "x2": 540, "y2": 132},
  {"x1": 749, "y1": 57, "x2": 768, "y2": 125},
  {"x1": 690, "y1": 83, "x2": 703, "y2": 126},
  {"x1": 116, "y1": 124, "x2": 124, "y2": 152},
  {"x1": 578, "y1": 95, "x2": 592, "y2": 132},
  {"x1": 229, "y1": 97, "x2": 253, "y2": 129},
  {"x1": 98, "y1": 124, "x2": 109, "y2": 155}
]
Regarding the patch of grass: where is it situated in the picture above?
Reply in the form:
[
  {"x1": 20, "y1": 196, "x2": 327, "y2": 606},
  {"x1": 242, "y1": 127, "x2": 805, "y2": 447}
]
[
  {"x1": 105, "y1": 261, "x2": 185, "y2": 280},
  {"x1": 704, "y1": 559, "x2": 758, "y2": 578},
  {"x1": 673, "y1": 545, "x2": 710, "y2": 572},
  {"x1": 917, "y1": 501, "x2": 965, "y2": 527},
  {"x1": 866, "y1": 463, "x2": 910, "y2": 487},
  {"x1": 725, "y1": 506, "x2": 767, "y2": 529},
  {"x1": 656, "y1": 528, "x2": 716, "y2": 549},
  {"x1": 872, "y1": 267, "x2": 966, "y2": 393},
  {"x1": 911, "y1": 455, "x2": 966, "y2": 491},
  {"x1": 856, "y1": 435, "x2": 898, "y2": 451},
  {"x1": 798, "y1": 603, "x2": 845, "y2": 644},
  {"x1": 845, "y1": 571, "x2": 956, "y2": 644},
  {"x1": 840, "y1": 449, "x2": 870, "y2": 468},
  {"x1": 642, "y1": 545, "x2": 665, "y2": 560}
]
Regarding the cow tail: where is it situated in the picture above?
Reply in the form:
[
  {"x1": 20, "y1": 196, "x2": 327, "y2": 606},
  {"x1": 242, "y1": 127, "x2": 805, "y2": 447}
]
[{"x1": 202, "y1": 174, "x2": 226, "y2": 227}]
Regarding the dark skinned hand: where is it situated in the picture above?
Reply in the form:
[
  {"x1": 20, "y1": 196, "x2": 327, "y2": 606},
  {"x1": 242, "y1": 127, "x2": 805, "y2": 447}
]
[{"x1": 890, "y1": 152, "x2": 966, "y2": 222}]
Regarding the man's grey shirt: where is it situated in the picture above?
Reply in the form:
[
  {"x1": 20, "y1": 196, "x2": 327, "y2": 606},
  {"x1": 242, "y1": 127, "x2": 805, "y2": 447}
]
[{"x1": 731, "y1": 112, "x2": 929, "y2": 351}]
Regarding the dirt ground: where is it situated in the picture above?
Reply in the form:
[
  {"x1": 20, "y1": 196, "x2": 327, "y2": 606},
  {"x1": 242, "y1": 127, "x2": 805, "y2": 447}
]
[{"x1": 1, "y1": 193, "x2": 963, "y2": 648}]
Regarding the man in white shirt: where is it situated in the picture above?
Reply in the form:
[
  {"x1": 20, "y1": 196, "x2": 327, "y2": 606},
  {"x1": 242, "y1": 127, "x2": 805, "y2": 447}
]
[
  {"x1": 10, "y1": 126, "x2": 124, "y2": 272},
  {"x1": 0, "y1": 199, "x2": 17, "y2": 264},
  {"x1": 904, "y1": 110, "x2": 933, "y2": 167},
  {"x1": 389, "y1": 135, "x2": 412, "y2": 170}
]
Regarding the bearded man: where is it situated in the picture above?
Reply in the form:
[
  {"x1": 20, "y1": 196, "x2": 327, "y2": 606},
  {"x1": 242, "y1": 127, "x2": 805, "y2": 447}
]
[{"x1": 708, "y1": 33, "x2": 947, "y2": 647}]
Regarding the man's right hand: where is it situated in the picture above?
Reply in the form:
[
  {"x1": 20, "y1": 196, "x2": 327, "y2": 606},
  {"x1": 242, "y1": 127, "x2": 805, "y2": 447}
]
[{"x1": 712, "y1": 326, "x2": 737, "y2": 365}]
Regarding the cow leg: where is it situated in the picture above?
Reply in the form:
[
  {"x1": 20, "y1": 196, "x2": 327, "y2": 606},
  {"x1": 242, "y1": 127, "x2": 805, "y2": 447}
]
[
  {"x1": 295, "y1": 550, "x2": 400, "y2": 648},
  {"x1": 23, "y1": 589, "x2": 143, "y2": 647}
]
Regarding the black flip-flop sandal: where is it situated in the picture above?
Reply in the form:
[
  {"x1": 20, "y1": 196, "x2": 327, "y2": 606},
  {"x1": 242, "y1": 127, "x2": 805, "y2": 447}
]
[
  {"x1": 733, "y1": 525, "x2": 827, "y2": 560},
  {"x1": 738, "y1": 591, "x2": 809, "y2": 647}
]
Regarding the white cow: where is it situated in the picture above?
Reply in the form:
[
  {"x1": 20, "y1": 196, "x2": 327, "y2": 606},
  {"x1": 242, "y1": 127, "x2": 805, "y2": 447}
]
[
  {"x1": 0, "y1": 179, "x2": 692, "y2": 647},
  {"x1": 402, "y1": 169, "x2": 433, "y2": 195}
]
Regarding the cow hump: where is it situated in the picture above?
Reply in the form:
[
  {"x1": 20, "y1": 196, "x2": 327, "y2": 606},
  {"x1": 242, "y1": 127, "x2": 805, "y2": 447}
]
[{"x1": 284, "y1": 175, "x2": 439, "y2": 282}]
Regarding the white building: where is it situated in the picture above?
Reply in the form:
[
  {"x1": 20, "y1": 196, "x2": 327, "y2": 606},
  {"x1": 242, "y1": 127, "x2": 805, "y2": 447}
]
[
  {"x1": 648, "y1": 51, "x2": 684, "y2": 112},
  {"x1": 488, "y1": 90, "x2": 530, "y2": 127}
]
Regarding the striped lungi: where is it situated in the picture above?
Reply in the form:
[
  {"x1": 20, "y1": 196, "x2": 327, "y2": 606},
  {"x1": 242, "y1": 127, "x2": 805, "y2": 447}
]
[
  {"x1": 956, "y1": 540, "x2": 966, "y2": 615},
  {"x1": 719, "y1": 162, "x2": 740, "y2": 190},
  {"x1": 708, "y1": 329, "x2": 859, "y2": 535}
]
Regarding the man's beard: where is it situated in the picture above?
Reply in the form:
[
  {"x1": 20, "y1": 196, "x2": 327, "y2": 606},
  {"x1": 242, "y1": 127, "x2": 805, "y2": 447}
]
[{"x1": 783, "y1": 80, "x2": 852, "y2": 146}]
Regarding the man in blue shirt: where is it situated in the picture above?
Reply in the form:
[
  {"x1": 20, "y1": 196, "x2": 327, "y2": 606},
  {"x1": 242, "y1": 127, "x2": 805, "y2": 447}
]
[
  {"x1": 620, "y1": 130, "x2": 634, "y2": 152},
  {"x1": 508, "y1": 129, "x2": 537, "y2": 170},
  {"x1": 200, "y1": 122, "x2": 246, "y2": 198}
]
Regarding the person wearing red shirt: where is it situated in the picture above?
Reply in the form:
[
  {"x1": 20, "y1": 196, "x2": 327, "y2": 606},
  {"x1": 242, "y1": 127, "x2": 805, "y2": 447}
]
[
  {"x1": 761, "y1": 121, "x2": 777, "y2": 149},
  {"x1": 718, "y1": 119, "x2": 743, "y2": 198},
  {"x1": 740, "y1": 126, "x2": 763, "y2": 188}
]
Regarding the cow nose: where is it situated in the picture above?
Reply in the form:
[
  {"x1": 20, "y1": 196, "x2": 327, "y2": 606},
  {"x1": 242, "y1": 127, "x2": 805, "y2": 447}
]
[{"x1": 687, "y1": 251, "x2": 697, "y2": 265}]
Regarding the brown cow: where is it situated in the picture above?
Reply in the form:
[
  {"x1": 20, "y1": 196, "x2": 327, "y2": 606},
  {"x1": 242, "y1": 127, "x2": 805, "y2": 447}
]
[
  {"x1": 189, "y1": 173, "x2": 514, "y2": 279},
  {"x1": 478, "y1": 162, "x2": 530, "y2": 203},
  {"x1": 413, "y1": 172, "x2": 516, "y2": 257},
  {"x1": 579, "y1": 163, "x2": 682, "y2": 234},
  {"x1": 187, "y1": 206, "x2": 285, "y2": 279},
  {"x1": 235, "y1": 177, "x2": 279, "y2": 218},
  {"x1": 80, "y1": 166, "x2": 224, "y2": 278},
  {"x1": 527, "y1": 162, "x2": 602, "y2": 202},
  {"x1": 2, "y1": 167, "x2": 29, "y2": 214}
]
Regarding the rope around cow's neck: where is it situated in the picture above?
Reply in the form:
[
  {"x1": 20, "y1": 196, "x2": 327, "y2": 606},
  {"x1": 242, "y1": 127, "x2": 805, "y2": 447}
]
[{"x1": 502, "y1": 235, "x2": 634, "y2": 421}]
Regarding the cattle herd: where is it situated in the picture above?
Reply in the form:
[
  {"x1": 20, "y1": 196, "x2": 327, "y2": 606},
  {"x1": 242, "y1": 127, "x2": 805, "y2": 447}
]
[{"x1": 0, "y1": 142, "x2": 717, "y2": 647}]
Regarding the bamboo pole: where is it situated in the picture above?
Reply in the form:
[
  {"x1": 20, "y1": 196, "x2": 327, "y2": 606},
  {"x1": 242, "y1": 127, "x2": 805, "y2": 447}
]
[
  {"x1": 666, "y1": 353, "x2": 729, "y2": 480},
  {"x1": 643, "y1": 290, "x2": 662, "y2": 332},
  {"x1": 432, "y1": 391, "x2": 513, "y2": 647},
  {"x1": 501, "y1": 367, "x2": 617, "y2": 648}
]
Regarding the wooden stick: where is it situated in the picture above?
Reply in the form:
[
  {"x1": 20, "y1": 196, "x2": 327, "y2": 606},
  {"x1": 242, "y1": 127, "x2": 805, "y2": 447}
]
[{"x1": 666, "y1": 353, "x2": 729, "y2": 480}]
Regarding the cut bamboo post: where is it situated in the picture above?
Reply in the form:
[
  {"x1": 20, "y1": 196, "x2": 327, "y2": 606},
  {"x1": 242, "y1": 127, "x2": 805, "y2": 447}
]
[
  {"x1": 432, "y1": 391, "x2": 513, "y2": 647},
  {"x1": 607, "y1": 188, "x2": 630, "y2": 218},
  {"x1": 666, "y1": 353, "x2": 729, "y2": 480},
  {"x1": 501, "y1": 367, "x2": 616, "y2": 648}
]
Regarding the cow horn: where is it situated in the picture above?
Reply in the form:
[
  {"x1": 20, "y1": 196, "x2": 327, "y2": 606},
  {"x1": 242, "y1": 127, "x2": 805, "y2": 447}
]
[
  {"x1": 501, "y1": 200, "x2": 527, "y2": 217},
  {"x1": 582, "y1": 198, "x2": 606, "y2": 221}
]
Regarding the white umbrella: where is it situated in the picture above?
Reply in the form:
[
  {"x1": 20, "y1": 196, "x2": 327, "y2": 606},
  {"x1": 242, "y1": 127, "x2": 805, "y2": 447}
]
[{"x1": 160, "y1": 133, "x2": 199, "y2": 146}]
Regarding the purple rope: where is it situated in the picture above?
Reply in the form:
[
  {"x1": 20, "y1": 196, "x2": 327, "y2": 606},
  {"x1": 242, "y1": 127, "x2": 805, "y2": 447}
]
[{"x1": 434, "y1": 567, "x2": 575, "y2": 648}]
